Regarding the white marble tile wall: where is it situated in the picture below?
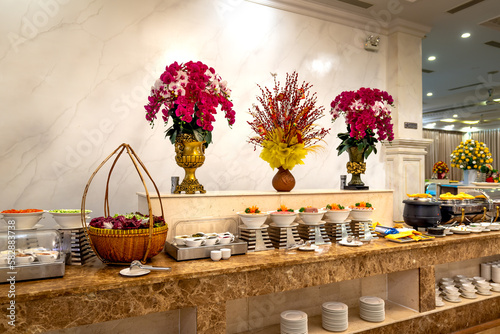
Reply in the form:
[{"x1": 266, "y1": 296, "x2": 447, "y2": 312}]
[{"x1": 0, "y1": 0, "x2": 388, "y2": 220}]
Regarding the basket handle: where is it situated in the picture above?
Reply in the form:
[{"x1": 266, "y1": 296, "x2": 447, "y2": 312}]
[{"x1": 81, "y1": 143, "x2": 165, "y2": 264}]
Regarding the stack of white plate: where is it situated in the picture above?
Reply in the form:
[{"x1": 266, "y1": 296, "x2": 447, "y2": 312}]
[
  {"x1": 280, "y1": 310, "x2": 308, "y2": 334},
  {"x1": 322, "y1": 302, "x2": 348, "y2": 332},
  {"x1": 492, "y1": 265, "x2": 500, "y2": 283},
  {"x1": 359, "y1": 296, "x2": 385, "y2": 323}
]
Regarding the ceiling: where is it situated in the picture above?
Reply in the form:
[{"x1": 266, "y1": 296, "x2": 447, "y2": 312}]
[{"x1": 311, "y1": 0, "x2": 500, "y2": 132}]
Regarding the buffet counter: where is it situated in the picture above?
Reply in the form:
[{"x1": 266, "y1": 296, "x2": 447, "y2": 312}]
[{"x1": 1, "y1": 232, "x2": 500, "y2": 333}]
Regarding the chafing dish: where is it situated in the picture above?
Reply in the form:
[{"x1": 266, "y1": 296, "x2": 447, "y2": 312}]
[{"x1": 439, "y1": 188, "x2": 499, "y2": 224}]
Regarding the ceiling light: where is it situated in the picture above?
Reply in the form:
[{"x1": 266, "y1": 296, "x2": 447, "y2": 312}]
[
  {"x1": 494, "y1": 98, "x2": 500, "y2": 102},
  {"x1": 461, "y1": 32, "x2": 471, "y2": 38},
  {"x1": 426, "y1": 92, "x2": 433, "y2": 96},
  {"x1": 462, "y1": 120, "x2": 479, "y2": 124},
  {"x1": 425, "y1": 123, "x2": 436, "y2": 128},
  {"x1": 443, "y1": 125, "x2": 455, "y2": 130},
  {"x1": 440, "y1": 119, "x2": 456, "y2": 123},
  {"x1": 428, "y1": 56, "x2": 436, "y2": 61},
  {"x1": 453, "y1": 114, "x2": 458, "y2": 118}
]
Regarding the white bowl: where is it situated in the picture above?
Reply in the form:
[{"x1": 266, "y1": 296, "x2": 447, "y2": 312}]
[
  {"x1": 298, "y1": 210, "x2": 326, "y2": 225},
  {"x1": 237, "y1": 212, "x2": 269, "y2": 228},
  {"x1": 1, "y1": 211, "x2": 45, "y2": 229},
  {"x1": 269, "y1": 211, "x2": 297, "y2": 227},
  {"x1": 349, "y1": 208, "x2": 375, "y2": 221},
  {"x1": 50, "y1": 210, "x2": 92, "y2": 229},
  {"x1": 324, "y1": 208, "x2": 351, "y2": 222},
  {"x1": 184, "y1": 238, "x2": 204, "y2": 247}
]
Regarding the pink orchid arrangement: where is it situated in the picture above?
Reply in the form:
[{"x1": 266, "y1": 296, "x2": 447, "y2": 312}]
[
  {"x1": 144, "y1": 61, "x2": 235, "y2": 146},
  {"x1": 330, "y1": 87, "x2": 395, "y2": 158}
]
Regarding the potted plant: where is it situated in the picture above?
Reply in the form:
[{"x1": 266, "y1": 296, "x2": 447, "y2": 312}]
[
  {"x1": 330, "y1": 87, "x2": 395, "y2": 190},
  {"x1": 144, "y1": 61, "x2": 236, "y2": 193},
  {"x1": 248, "y1": 72, "x2": 330, "y2": 191},
  {"x1": 450, "y1": 140, "x2": 493, "y2": 184}
]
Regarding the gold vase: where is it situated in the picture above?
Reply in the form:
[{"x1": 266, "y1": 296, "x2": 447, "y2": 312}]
[
  {"x1": 174, "y1": 133, "x2": 206, "y2": 194},
  {"x1": 346, "y1": 146, "x2": 368, "y2": 189}
]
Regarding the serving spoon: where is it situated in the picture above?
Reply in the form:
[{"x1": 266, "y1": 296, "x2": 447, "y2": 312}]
[{"x1": 130, "y1": 260, "x2": 171, "y2": 271}]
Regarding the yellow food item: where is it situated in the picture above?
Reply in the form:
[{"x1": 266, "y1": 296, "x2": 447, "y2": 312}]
[{"x1": 407, "y1": 193, "x2": 431, "y2": 198}]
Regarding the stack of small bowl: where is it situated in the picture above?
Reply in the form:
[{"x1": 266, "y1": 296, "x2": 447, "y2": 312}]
[
  {"x1": 280, "y1": 310, "x2": 308, "y2": 334},
  {"x1": 435, "y1": 284, "x2": 444, "y2": 306},
  {"x1": 359, "y1": 296, "x2": 385, "y2": 323},
  {"x1": 438, "y1": 278, "x2": 461, "y2": 303},
  {"x1": 321, "y1": 302, "x2": 348, "y2": 332},
  {"x1": 472, "y1": 277, "x2": 493, "y2": 295}
]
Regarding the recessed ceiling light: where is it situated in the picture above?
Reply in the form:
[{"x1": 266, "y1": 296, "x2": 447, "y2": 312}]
[
  {"x1": 428, "y1": 56, "x2": 436, "y2": 61},
  {"x1": 425, "y1": 123, "x2": 436, "y2": 128},
  {"x1": 461, "y1": 32, "x2": 471, "y2": 38},
  {"x1": 462, "y1": 120, "x2": 479, "y2": 124},
  {"x1": 426, "y1": 92, "x2": 433, "y2": 97},
  {"x1": 453, "y1": 114, "x2": 458, "y2": 118},
  {"x1": 444, "y1": 124, "x2": 455, "y2": 130},
  {"x1": 441, "y1": 119, "x2": 456, "y2": 123}
]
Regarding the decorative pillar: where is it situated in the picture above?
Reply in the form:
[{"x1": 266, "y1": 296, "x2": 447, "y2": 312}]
[{"x1": 384, "y1": 19, "x2": 433, "y2": 221}]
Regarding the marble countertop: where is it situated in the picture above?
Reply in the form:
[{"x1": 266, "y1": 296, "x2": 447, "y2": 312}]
[{"x1": 2, "y1": 231, "x2": 499, "y2": 304}]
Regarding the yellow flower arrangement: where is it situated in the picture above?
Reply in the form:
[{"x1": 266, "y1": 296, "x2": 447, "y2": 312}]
[
  {"x1": 450, "y1": 139, "x2": 493, "y2": 170},
  {"x1": 248, "y1": 72, "x2": 329, "y2": 170}
]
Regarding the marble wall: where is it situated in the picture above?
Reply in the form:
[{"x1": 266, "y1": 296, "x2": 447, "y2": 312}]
[{"x1": 0, "y1": 0, "x2": 390, "y2": 220}]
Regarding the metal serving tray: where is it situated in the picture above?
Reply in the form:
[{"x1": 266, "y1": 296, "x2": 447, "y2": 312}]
[
  {"x1": 0, "y1": 261, "x2": 65, "y2": 283},
  {"x1": 165, "y1": 240, "x2": 247, "y2": 261}
]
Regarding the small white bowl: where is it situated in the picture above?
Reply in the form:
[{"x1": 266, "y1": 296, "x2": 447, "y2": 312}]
[
  {"x1": 184, "y1": 238, "x2": 204, "y2": 247},
  {"x1": 323, "y1": 208, "x2": 351, "y2": 222},
  {"x1": 204, "y1": 236, "x2": 219, "y2": 246},
  {"x1": 1, "y1": 211, "x2": 45, "y2": 229},
  {"x1": 297, "y1": 210, "x2": 326, "y2": 225},
  {"x1": 237, "y1": 212, "x2": 269, "y2": 229},
  {"x1": 174, "y1": 235, "x2": 190, "y2": 245},
  {"x1": 269, "y1": 211, "x2": 297, "y2": 227},
  {"x1": 490, "y1": 282, "x2": 500, "y2": 291},
  {"x1": 50, "y1": 210, "x2": 92, "y2": 229},
  {"x1": 349, "y1": 208, "x2": 375, "y2": 221}
]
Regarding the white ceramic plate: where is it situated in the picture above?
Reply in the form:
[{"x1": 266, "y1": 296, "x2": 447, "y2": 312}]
[
  {"x1": 298, "y1": 245, "x2": 318, "y2": 251},
  {"x1": 239, "y1": 224, "x2": 269, "y2": 230},
  {"x1": 450, "y1": 229, "x2": 470, "y2": 234},
  {"x1": 119, "y1": 267, "x2": 150, "y2": 277},
  {"x1": 338, "y1": 240, "x2": 363, "y2": 247}
]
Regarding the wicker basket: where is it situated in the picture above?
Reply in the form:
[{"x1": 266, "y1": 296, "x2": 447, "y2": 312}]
[{"x1": 81, "y1": 143, "x2": 167, "y2": 264}]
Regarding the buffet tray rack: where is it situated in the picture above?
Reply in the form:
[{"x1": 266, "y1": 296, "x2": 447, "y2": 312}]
[{"x1": 165, "y1": 239, "x2": 247, "y2": 261}]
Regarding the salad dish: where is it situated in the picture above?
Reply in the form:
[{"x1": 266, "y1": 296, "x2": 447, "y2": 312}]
[
  {"x1": 0, "y1": 209, "x2": 45, "y2": 230},
  {"x1": 349, "y1": 202, "x2": 375, "y2": 221},
  {"x1": 237, "y1": 206, "x2": 269, "y2": 228},
  {"x1": 297, "y1": 207, "x2": 326, "y2": 225},
  {"x1": 323, "y1": 204, "x2": 351, "y2": 222},
  {"x1": 269, "y1": 205, "x2": 297, "y2": 227},
  {"x1": 49, "y1": 209, "x2": 92, "y2": 229}
]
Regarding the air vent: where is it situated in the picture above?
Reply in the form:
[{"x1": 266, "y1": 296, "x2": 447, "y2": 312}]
[
  {"x1": 449, "y1": 82, "x2": 482, "y2": 91},
  {"x1": 422, "y1": 69, "x2": 434, "y2": 73},
  {"x1": 480, "y1": 16, "x2": 500, "y2": 32},
  {"x1": 485, "y1": 41, "x2": 500, "y2": 48},
  {"x1": 337, "y1": 0, "x2": 373, "y2": 9},
  {"x1": 447, "y1": 0, "x2": 484, "y2": 14}
]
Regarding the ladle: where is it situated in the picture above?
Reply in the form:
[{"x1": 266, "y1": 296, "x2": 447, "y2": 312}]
[{"x1": 130, "y1": 260, "x2": 171, "y2": 271}]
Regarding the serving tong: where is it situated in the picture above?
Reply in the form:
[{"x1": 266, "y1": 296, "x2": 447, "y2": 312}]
[{"x1": 129, "y1": 260, "x2": 171, "y2": 272}]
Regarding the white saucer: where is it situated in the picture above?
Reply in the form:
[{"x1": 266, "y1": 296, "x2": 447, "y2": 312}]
[
  {"x1": 460, "y1": 293, "x2": 477, "y2": 299},
  {"x1": 436, "y1": 299, "x2": 445, "y2": 307},
  {"x1": 338, "y1": 240, "x2": 363, "y2": 247},
  {"x1": 450, "y1": 229, "x2": 470, "y2": 234},
  {"x1": 239, "y1": 224, "x2": 269, "y2": 230},
  {"x1": 477, "y1": 290, "x2": 493, "y2": 296},
  {"x1": 269, "y1": 222, "x2": 299, "y2": 228},
  {"x1": 120, "y1": 267, "x2": 150, "y2": 277},
  {"x1": 0, "y1": 224, "x2": 44, "y2": 231},
  {"x1": 443, "y1": 296, "x2": 461, "y2": 303},
  {"x1": 299, "y1": 220, "x2": 325, "y2": 226},
  {"x1": 298, "y1": 245, "x2": 318, "y2": 251}
]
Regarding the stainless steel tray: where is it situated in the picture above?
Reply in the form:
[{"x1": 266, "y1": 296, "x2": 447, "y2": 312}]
[
  {"x1": 0, "y1": 261, "x2": 65, "y2": 283},
  {"x1": 165, "y1": 239, "x2": 247, "y2": 261}
]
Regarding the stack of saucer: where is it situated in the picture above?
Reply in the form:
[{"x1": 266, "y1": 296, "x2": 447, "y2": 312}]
[
  {"x1": 359, "y1": 296, "x2": 385, "y2": 322},
  {"x1": 473, "y1": 278, "x2": 492, "y2": 296},
  {"x1": 490, "y1": 282, "x2": 500, "y2": 292},
  {"x1": 458, "y1": 282, "x2": 477, "y2": 299},
  {"x1": 435, "y1": 285, "x2": 444, "y2": 307},
  {"x1": 280, "y1": 310, "x2": 308, "y2": 334},
  {"x1": 441, "y1": 285, "x2": 461, "y2": 302},
  {"x1": 322, "y1": 302, "x2": 348, "y2": 332}
]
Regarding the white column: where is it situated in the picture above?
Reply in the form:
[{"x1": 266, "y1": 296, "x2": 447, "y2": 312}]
[{"x1": 384, "y1": 19, "x2": 433, "y2": 221}]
